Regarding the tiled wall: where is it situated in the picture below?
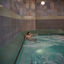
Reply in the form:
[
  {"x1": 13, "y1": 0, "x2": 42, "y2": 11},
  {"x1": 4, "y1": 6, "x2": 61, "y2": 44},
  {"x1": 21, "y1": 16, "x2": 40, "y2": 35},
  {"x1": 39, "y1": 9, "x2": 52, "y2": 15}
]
[
  {"x1": 36, "y1": 20, "x2": 64, "y2": 30},
  {"x1": 0, "y1": 16, "x2": 36, "y2": 46},
  {"x1": 19, "y1": 20, "x2": 36, "y2": 31},
  {"x1": 0, "y1": 16, "x2": 64, "y2": 47}
]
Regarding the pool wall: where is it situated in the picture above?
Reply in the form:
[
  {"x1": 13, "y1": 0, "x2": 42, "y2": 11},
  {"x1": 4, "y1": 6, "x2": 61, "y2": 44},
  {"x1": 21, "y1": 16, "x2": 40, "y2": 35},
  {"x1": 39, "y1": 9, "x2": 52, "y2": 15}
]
[
  {"x1": 0, "y1": 32, "x2": 24, "y2": 64},
  {"x1": 0, "y1": 16, "x2": 36, "y2": 47},
  {"x1": 36, "y1": 20, "x2": 64, "y2": 30}
]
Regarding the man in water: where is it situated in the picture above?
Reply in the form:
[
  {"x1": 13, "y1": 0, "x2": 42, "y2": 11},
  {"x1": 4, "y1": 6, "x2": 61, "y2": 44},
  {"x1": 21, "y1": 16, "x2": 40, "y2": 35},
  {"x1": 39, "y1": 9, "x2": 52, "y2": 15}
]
[{"x1": 25, "y1": 32, "x2": 37, "y2": 41}]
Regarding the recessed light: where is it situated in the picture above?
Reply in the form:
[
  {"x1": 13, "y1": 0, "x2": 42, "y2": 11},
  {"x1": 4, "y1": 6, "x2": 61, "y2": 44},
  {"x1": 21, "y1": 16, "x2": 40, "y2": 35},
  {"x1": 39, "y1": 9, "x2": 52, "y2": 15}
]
[{"x1": 41, "y1": 1, "x2": 45, "y2": 5}]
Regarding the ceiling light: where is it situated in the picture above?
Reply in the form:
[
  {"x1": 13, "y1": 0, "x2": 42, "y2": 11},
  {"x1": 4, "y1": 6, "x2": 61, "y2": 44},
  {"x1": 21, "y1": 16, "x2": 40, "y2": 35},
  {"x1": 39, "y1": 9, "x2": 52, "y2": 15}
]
[{"x1": 41, "y1": 1, "x2": 45, "y2": 5}]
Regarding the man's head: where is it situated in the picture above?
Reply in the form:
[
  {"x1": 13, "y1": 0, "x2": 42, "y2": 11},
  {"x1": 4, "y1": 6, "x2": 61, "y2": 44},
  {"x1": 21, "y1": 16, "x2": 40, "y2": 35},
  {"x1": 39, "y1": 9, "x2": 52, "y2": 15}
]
[{"x1": 27, "y1": 32, "x2": 31, "y2": 35}]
